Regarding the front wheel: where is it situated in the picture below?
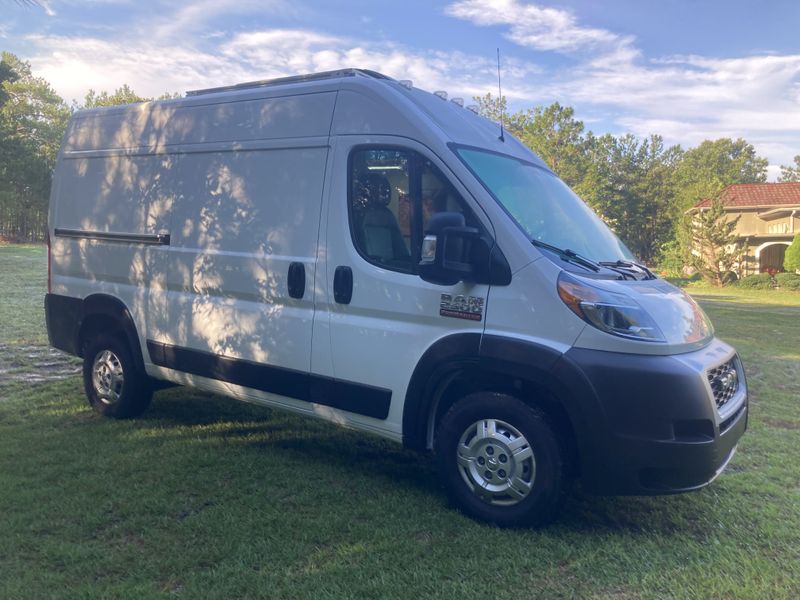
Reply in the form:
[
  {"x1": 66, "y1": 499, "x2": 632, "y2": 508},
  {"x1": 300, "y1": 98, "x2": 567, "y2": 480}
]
[
  {"x1": 83, "y1": 334, "x2": 152, "y2": 418},
  {"x1": 435, "y1": 392, "x2": 566, "y2": 527}
]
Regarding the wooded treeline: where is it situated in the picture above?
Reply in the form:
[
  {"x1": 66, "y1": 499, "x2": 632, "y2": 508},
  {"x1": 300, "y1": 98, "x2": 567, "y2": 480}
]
[
  {"x1": 472, "y1": 94, "x2": 797, "y2": 268},
  {"x1": 1, "y1": 50, "x2": 799, "y2": 268},
  {"x1": 0, "y1": 52, "x2": 173, "y2": 242}
]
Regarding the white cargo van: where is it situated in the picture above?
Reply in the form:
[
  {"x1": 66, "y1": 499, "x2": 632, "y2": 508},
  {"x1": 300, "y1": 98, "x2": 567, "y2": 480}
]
[{"x1": 46, "y1": 69, "x2": 747, "y2": 526}]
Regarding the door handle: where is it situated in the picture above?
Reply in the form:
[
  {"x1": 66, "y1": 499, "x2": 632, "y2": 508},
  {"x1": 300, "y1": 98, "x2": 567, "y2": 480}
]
[
  {"x1": 288, "y1": 262, "x2": 305, "y2": 299},
  {"x1": 333, "y1": 266, "x2": 353, "y2": 304}
]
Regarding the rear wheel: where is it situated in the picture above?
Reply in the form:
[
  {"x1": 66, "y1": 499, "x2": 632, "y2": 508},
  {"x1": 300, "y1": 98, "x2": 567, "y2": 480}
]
[
  {"x1": 435, "y1": 392, "x2": 566, "y2": 527},
  {"x1": 83, "y1": 334, "x2": 152, "y2": 418}
]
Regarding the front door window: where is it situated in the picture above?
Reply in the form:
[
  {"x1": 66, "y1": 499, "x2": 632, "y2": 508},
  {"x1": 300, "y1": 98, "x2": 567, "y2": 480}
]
[{"x1": 349, "y1": 147, "x2": 473, "y2": 274}]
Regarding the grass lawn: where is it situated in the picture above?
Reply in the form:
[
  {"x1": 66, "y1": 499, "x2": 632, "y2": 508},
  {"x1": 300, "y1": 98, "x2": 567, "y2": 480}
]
[{"x1": 1, "y1": 245, "x2": 799, "y2": 598}]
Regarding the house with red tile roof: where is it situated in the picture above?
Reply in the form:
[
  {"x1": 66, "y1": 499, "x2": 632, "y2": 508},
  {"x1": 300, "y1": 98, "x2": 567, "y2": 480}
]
[{"x1": 687, "y1": 183, "x2": 800, "y2": 274}]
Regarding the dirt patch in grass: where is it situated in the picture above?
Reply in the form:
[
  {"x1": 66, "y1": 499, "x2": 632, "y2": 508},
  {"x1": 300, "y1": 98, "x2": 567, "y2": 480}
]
[
  {"x1": 761, "y1": 417, "x2": 800, "y2": 430},
  {"x1": 0, "y1": 343, "x2": 80, "y2": 390}
]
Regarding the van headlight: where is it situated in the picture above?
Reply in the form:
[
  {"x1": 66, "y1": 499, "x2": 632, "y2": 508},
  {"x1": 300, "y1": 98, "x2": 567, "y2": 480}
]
[{"x1": 557, "y1": 271, "x2": 666, "y2": 342}]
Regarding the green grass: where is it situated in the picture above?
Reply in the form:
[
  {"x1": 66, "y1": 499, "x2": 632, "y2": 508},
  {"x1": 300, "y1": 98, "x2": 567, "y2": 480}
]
[
  {"x1": 686, "y1": 281, "x2": 800, "y2": 307},
  {"x1": 1, "y1": 245, "x2": 799, "y2": 598},
  {"x1": 0, "y1": 244, "x2": 49, "y2": 344}
]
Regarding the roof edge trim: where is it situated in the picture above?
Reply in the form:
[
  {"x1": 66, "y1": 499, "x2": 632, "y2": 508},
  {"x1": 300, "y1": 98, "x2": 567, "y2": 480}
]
[{"x1": 186, "y1": 68, "x2": 392, "y2": 97}]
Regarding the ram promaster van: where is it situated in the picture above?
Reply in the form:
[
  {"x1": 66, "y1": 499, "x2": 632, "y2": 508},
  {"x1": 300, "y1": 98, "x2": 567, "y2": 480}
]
[{"x1": 46, "y1": 69, "x2": 747, "y2": 526}]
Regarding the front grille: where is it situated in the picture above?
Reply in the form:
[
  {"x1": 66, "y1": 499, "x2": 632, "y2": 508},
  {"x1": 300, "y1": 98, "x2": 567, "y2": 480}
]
[{"x1": 707, "y1": 359, "x2": 739, "y2": 410}]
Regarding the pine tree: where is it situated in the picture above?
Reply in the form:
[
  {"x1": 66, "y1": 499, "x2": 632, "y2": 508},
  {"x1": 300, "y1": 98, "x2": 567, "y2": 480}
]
[
  {"x1": 778, "y1": 155, "x2": 800, "y2": 182},
  {"x1": 785, "y1": 234, "x2": 800, "y2": 272},
  {"x1": 687, "y1": 198, "x2": 742, "y2": 286}
]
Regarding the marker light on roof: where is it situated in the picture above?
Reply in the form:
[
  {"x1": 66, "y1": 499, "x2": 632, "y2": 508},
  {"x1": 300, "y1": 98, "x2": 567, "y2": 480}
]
[
  {"x1": 451, "y1": 98, "x2": 464, "y2": 107},
  {"x1": 466, "y1": 105, "x2": 479, "y2": 114},
  {"x1": 434, "y1": 91, "x2": 448, "y2": 100},
  {"x1": 399, "y1": 80, "x2": 413, "y2": 89}
]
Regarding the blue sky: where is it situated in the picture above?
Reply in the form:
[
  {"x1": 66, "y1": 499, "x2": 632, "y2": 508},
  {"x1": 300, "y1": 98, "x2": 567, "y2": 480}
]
[{"x1": 3, "y1": 0, "x2": 800, "y2": 177}]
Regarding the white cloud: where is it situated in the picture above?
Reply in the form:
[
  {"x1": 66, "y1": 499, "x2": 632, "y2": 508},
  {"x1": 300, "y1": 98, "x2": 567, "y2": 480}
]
[
  {"x1": 543, "y1": 53, "x2": 800, "y2": 175},
  {"x1": 152, "y1": 0, "x2": 298, "y2": 39},
  {"x1": 446, "y1": 0, "x2": 800, "y2": 178},
  {"x1": 17, "y1": 1, "x2": 800, "y2": 177},
  {"x1": 25, "y1": 27, "x2": 524, "y2": 106},
  {"x1": 26, "y1": 35, "x2": 253, "y2": 100},
  {"x1": 40, "y1": 1, "x2": 56, "y2": 17},
  {"x1": 446, "y1": 0, "x2": 621, "y2": 52}
]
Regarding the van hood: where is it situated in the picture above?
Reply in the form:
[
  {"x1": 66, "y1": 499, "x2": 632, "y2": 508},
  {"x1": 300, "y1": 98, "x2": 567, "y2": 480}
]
[{"x1": 586, "y1": 276, "x2": 714, "y2": 349}]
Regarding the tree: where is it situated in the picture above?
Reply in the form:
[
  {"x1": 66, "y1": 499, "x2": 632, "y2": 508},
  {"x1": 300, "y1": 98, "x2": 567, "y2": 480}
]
[
  {"x1": 785, "y1": 234, "x2": 800, "y2": 272},
  {"x1": 671, "y1": 138, "x2": 768, "y2": 260},
  {"x1": 778, "y1": 155, "x2": 800, "y2": 182},
  {"x1": 0, "y1": 52, "x2": 70, "y2": 241},
  {"x1": 672, "y1": 138, "x2": 768, "y2": 216},
  {"x1": 472, "y1": 96, "x2": 590, "y2": 189},
  {"x1": 1, "y1": 52, "x2": 69, "y2": 164},
  {"x1": 472, "y1": 93, "x2": 508, "y2": 126},
  {"x1": 80, "y1": 85, "x2": 180, "y2": 109},
  {"x1": 517, "y1": 102, "x2": 588, "y2": 190},
  {"x1": 83, "y1": 84, "x2": 150, "y2": 108},
  {"x1": 581, "y1": 133, "x2": 682, "y2": 264},
  {"x1": 466, "y1": 96, "x2": 773, "y2": 267},
  {"x1": 472, "y1": 93, "x2": 530, "y2": 138},
  {"x1": 687, "y1": 198, "x2": 743, "y2": 286},
  {"x1": 0, "y1": 55, "x2": 19, "y2": 105}
]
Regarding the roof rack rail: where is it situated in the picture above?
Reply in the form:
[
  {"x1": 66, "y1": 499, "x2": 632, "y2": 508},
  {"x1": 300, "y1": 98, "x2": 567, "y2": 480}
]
[{"x1": 186, "y1": 68, "x2": 392, "y2": 97}]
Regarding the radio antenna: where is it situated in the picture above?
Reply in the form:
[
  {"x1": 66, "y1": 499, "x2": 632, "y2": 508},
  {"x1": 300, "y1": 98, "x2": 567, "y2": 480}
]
[{"x1": 496, "y1": 48, "x2": 505, "y2": 142}]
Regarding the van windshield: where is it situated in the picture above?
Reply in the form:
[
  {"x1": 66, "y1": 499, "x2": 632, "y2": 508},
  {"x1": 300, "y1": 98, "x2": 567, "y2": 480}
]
[{"x1": 456, "y1": 147, "x2": 634, "y2": 263}]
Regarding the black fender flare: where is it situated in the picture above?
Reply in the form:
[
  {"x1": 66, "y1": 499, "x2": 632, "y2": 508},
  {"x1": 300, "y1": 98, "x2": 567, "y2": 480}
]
[
  {"x1": 403, "y1": 333, "x2": 482, "y2": 451},
  {"x1": 78, "y1": 294, "x2": 146, "y2": 373},
  {"x1": 402, "y1": 333, "x2": 601, "y2": 456}
]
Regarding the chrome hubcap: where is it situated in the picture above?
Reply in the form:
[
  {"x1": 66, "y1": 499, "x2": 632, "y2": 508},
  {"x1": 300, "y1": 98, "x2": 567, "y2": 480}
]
[
  {"x1": 457, "y1": 419, "x2": 535, "y2": 506},
  {"x1": 92, "y1": 350, "x2": 124, "y2": 405}
]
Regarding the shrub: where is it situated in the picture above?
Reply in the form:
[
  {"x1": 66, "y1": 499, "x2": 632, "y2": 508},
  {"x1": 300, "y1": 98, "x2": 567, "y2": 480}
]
[
  {"x1": 785, "y1": 234, "x2": 800, "y2": 272},
  {"x1": 775, "y1": 272, "x2": 800, "y2": 291},
  {"x1": 735, "y1": 273, "x2": 774, "y2": 289},
  {"x1": 781, "y1": 279, "x2": 800, "y2": 291},
  {"x1": 656, "y1": 240, "x2": 686, "y2": 278}
]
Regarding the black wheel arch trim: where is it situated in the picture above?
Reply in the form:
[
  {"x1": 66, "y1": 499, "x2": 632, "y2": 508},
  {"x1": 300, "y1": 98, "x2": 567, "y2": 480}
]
[
  {"x1": 402, "y1": 332, "x2": 482, "y2": 451},
  {"x1": 45, "y1": 292, "x2": 146, "y2": 373},
  {"x1": 402, "y1": 333, "x2": 600, "y2": 454}
]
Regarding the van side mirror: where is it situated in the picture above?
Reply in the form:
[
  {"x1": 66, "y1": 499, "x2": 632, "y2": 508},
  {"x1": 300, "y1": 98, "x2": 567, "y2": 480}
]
[{"x1": 419, "y1": 212, "x2": 482, "y2": 286}]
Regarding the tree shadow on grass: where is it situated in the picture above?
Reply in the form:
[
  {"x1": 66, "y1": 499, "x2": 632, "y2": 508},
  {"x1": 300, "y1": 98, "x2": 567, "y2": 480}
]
[
  {"x1": 140, "y1": 388, "x2": 441, "y2": 494},
  {"x1": 131, "y1": 388, "x2": 740, "y2": 536}
]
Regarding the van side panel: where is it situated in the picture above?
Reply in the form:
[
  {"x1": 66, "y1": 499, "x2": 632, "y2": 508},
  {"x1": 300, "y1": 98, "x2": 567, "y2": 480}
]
[
  {"x1": 159, "y1": 145, "x2": 328, "y2": 373},
  {"x1": 51, "y1": 91, "x2": 338, "y2": 390},
  {"x1": 49, "y1": 153, "x2": 173, "y2": 355},
  {"x1": 64, "y1": 92, "x2": 338, "y2": 152}
]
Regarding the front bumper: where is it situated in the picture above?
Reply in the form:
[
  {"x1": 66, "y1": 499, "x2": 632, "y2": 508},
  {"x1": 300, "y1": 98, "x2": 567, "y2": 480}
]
[{"x1": 554, "y1": 339, "x2": 748, "y2": 495}]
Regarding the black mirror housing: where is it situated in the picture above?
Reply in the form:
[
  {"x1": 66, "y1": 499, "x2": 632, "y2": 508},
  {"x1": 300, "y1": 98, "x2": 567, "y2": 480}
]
[{"x1": 419, "y1": 212, "x2": 494, "y2": 285}]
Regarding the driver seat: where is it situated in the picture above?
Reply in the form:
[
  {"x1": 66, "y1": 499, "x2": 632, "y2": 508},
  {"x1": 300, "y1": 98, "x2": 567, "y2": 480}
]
[{"x1": 355, "y1": 174, "x2": 410, "y2": 265}]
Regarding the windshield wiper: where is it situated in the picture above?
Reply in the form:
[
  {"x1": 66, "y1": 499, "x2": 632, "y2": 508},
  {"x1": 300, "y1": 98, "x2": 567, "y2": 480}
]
[
  {"x1": 598, "y1": 260, "x2": 656, "y2": 280},
  {"x1": 531, "y1": 239, "x2": 600, "y2": 272}
]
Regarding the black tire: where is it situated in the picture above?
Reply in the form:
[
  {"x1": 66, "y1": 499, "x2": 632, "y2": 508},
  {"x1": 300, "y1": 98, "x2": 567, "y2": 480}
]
[
  {"x1": 82, "y1": 334, "x2": 153, "y2": 418},
  {"x1": 435, "y1": 392, "x2": 566, "y2": 528}
]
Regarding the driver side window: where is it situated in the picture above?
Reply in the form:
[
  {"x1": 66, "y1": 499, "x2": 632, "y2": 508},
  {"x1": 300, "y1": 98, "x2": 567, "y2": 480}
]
[{"x1": 349, "y1": 147, "x2": 472, "y2": 274}]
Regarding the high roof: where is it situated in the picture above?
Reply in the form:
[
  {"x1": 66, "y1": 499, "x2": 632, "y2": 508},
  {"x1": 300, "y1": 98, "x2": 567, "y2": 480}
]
[
  {"x1": 692, "y1": 182, "x2": 800, "y2": 209},
  {"x1": 64, "y1": 67, "x2": 545, "y2": 171}
]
